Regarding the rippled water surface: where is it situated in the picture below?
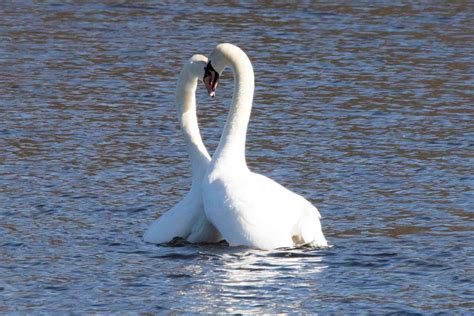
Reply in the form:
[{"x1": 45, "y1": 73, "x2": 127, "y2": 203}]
[{"x1": 1, "y1": 1, "x2": 473, "y2": 313}]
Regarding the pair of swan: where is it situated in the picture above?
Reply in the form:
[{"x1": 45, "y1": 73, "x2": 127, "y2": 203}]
[{"x1": 144, "y1": 44, "x2": 328, "y2": 250}]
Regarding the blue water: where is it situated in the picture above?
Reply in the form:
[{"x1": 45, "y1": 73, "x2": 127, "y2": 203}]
[{"x1": 1, "y1": 1, "x2": 473, "y2": 313}]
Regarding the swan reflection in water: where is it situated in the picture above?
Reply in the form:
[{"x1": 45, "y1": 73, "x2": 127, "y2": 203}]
[{"x1": 169, "y1": 245, "x2": 328, "y2": 313}]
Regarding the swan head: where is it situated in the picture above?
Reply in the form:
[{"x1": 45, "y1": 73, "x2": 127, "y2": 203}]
[
  {"x1": 187, "y1": 54, "x2": 209, "y2": 78},
  {"x1": 176, "y1": 54, "x2": 209, "y2": 100},
  {"x1": 203, "y1": 43, "x2": 250, "y2": 98},
  {"x1": 203, "y1": 44, "x2": 234, "y2": 98}
]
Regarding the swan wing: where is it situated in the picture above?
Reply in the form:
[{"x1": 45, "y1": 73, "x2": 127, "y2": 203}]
[
  {"x1": 247, "y1": 172, "x2": 326, "y2": 247},
  {"x1": 204, "y1": 170, "x2": 326, "y2": 249}
]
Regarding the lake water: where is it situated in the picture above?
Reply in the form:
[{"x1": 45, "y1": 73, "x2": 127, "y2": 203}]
[{"x1": 1, "y1": 1, "x2": 473, "y2": 313}]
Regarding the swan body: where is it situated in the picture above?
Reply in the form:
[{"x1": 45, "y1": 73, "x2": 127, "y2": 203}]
[
  {"x1": 202, "y1": 44, "x2": 328, "y2": 250},
  {"x1": 144, "y1": 54, "x2": 221, "y2": 244}
]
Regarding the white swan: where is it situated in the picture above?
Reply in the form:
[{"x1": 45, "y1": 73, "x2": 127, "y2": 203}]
[
  {"x1": 201, "y1": 43, "x2": 328, "y2": 250},
  {"x1": 144, "y1": 54, "x2": 221, "y2": 244}
]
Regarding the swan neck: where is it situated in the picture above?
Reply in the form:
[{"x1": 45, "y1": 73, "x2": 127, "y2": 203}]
[
  {"x1": 175, "y1": 64, "x2": 210, "y2": 180},
  {"x1": 213, "y1": 47, "x2": 254, "y2": 168}
]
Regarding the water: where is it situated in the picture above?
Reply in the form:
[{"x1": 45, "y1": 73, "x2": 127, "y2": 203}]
[{"x1": 1, "y1": 1, "x2": 473, "y2": 313}]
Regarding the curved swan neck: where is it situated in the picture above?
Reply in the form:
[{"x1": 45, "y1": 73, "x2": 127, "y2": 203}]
[
  {"x1": 211, "y1": 44, "x2": 255, "y2": 168},
  {"x1": 175, "y1": 58, "x2": 210, "y2": 182}
]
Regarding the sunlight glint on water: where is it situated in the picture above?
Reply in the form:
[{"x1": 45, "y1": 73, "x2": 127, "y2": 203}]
[{"x1": 0, "y1": 1, "x2": 473, "y2": 313}]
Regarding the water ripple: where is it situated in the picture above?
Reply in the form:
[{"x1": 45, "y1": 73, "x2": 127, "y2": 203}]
[{"x1": 1, "y1": 1, "x2": 473, "y2": 314}]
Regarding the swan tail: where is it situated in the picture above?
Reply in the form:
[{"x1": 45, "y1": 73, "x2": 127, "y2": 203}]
[
  {"x1": 144, "y1": 188, "x2": 221, "y2": 244},
  {"x1": 294, "y1": 206, "x2": 328, "y2": 248},
  {"x1": 143, "y1": 210, "x2": 192, "y2": 244},
  {"x1": 143, "y1": 193, "x2": 198, "y2": 244}
]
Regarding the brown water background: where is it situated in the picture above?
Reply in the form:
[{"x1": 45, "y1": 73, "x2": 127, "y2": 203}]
[{"x1": 1, "y1": 1, "x2": 473, "y2": 313}]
